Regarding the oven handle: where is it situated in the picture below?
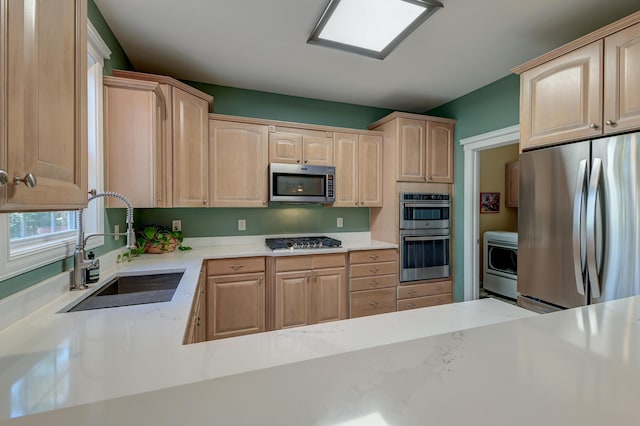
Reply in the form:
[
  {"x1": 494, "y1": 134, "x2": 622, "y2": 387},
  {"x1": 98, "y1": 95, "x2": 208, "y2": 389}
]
[
  {"x1": 402, "y1": 202, "x2": 450, "y2": 208},
  {"x1": 404, "y1": 235, "x2": 450, "y2": 242}
]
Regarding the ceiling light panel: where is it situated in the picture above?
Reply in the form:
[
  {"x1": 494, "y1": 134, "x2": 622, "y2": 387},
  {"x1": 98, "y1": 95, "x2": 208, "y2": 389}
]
[{"x1": 308, "y1": 0, "x2": 443, "y2": 59}]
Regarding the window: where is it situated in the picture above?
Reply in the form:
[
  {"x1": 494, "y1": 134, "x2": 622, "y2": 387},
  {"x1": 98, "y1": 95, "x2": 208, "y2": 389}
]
[{"x1": 0, "y1": 22, "x2": 111, "y2": 282}]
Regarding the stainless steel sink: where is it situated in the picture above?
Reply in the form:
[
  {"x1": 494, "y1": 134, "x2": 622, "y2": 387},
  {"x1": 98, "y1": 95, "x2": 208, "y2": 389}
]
[{"x1": 65, "y1": 271, "x2": 184, "y2": 312}]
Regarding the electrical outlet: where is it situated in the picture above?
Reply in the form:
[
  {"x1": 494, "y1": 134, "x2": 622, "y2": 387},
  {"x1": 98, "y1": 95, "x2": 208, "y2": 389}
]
[
  {"x1": 238, "y1": 219, "x2": 246, "y2": 231},
  {"x1": 172, "y1": 220, "x2": 181, "y2": 232},
  {"x1": 337, "y1": 217, "x2": 343, "y2": 228},
  {"x1": 114, "y1": 224, "x2": 120, "y2": 240}
]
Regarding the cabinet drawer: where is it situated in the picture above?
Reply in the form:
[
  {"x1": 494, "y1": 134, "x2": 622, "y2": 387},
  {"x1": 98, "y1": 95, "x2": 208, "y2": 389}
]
[
  {"x1": 350, "y1": 249, "x2": 397, "y2": 264},
  {"x1": 397, "y1": 293, "x2": 453, "y2": 311},
  {"x1": 207, "y1": 257, "x2": 265, "y2": 276},
  {"x1": 397, "y1": 280, "x2": 452, "y2": 300},
  {"x1": 276, "y1": 256, "x2": 313, "y2": 272},
  {"x1": 350, "y1": 274, "x2": 396, "y2": 292},
  {"x1": 313, "y1": 253, "x2": 346, "y2": 269},
  {"x1": 349, "y1": 288, "x2": 396, "y2": 318},
  {"x1": 350, "y1": 261, "x2": 397, "y2": 278}
]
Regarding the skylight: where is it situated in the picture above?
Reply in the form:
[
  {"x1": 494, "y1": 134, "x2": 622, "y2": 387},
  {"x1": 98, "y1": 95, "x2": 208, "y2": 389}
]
[{"x1": 308, "y1": 0, "x2": 443, "y2": 59}]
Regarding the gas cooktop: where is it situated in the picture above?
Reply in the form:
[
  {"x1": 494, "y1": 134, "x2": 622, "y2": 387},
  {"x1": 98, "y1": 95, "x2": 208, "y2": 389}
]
[{"x1": 265, "y1": 236, "x2": 342, "y2": 251}]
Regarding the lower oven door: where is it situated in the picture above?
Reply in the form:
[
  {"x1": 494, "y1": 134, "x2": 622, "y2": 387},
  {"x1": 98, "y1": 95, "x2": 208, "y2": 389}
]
[{"x1": 399, "y1": 230, "x2": 450, "y2": 283}]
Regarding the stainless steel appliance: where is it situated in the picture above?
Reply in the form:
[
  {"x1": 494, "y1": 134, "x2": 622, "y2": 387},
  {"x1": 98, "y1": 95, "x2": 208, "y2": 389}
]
[
  {"x1": 519, "y1": 132, "x2": 640, "y2": 313},
  {"x1": 399, "y1": 193, "x2": 451, "y2": 283},
  {"x1": 483, "y1": 231, "x2": 517, "y2": 299},
  {"x1": 269, "y1": 163, "x2": 335, "y2": 204},
  {"x1": 265, "y1": 236, "x2": 342, "y2": 251}
]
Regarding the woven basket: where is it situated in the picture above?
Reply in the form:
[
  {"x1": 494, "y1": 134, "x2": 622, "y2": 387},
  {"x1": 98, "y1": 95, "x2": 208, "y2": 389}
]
[{"x1": 144, "y1": 238, "x2": 178, "y2": 254}]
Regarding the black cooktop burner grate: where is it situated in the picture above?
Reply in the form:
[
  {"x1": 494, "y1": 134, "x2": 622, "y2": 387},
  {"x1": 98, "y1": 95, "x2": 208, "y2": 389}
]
[{"x1": 265, "y1": 236, "x2": 342, "y2": 250}]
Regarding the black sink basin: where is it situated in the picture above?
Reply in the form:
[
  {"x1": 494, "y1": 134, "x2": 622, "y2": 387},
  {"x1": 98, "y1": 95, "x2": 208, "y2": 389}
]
[{"x1": 65, "y1": 271, "x2": 184, "y2": 312}]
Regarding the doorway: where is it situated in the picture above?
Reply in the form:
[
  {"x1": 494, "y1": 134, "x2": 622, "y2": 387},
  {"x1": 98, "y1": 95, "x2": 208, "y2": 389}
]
[{"x1": 459, "y1": 125, "x2": 519, "y2": 301}]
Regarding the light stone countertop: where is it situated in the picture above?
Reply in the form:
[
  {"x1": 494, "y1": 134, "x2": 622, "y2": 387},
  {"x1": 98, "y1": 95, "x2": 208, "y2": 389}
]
[{"x1": 0, "y1": 234, "x2": 543, "y2": 424}]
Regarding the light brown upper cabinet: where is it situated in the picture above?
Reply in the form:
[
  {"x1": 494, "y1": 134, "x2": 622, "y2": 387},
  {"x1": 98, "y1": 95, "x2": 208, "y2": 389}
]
[
  {"x1": 505, "y1": 160, "x2": 520, "y2": 208},
  {"x1": 111, "y1": 70, "x2": 213, "y2": 207},
  {"x1": 104, "y1": 77, "x2": 168, "y2": 208},
  {"x1": 209, "y1": 120, "x2": 269, "y2": 207},
  {"x1": 269, "y1": 127, "x2": 333, "y2": 166},
  {"x1": 515, "y1": 12, "x2": 640, "y2": 150},
  {"x1": 0, "y1": 0, "x2": 88, "y2": 212},
  {"x1": 333, "y1": 132, "x2": 383, "y2": 207},
  {"x1": 369, "y1": 113, "x2": 455, "y2": 184}
]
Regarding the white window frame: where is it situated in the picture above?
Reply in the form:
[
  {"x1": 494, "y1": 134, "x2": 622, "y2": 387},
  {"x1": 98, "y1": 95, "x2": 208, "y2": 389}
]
[{"x1": 0, "y1": 21, "x2": 111, "y2": 282}]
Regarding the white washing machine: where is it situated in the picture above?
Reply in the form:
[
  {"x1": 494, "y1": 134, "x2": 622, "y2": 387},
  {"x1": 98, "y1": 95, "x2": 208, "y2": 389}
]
[{"x1": 483, "y1": 231, "x2": 518, "y2": 299}]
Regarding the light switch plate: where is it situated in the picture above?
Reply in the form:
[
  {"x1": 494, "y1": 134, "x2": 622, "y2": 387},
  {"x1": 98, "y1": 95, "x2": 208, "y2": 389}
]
[
  {"x1": 238, "y1": 219, "x2": 246, "y2": 231},
  {"x1": 337, "y1": 217, "x2": 343, "y2": 228},
  {"x1": 172, "y1": 220, "x2": 181, "y2": 232},
  {"x1": 114, "y1": 224, "x2": 119, "y2": 240}
]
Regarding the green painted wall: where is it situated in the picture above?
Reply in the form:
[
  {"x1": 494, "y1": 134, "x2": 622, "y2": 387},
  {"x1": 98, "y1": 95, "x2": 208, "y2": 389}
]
[{"x1": 426, "y1": 74, "x2": 520, "y2": 301}]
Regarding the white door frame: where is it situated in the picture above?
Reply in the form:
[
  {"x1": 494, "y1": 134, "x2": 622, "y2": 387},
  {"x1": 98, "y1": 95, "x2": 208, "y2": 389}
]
[{"x1": 459, "y1": 125, "x2": 520, "y2": 301}]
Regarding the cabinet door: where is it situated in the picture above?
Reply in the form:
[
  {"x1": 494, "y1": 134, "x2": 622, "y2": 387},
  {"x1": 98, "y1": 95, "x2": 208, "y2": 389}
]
[
  {"x1": 397, "y1": 118, "x2": 425, "y2": 182},
  {"x1": 310, "y1": 267, "x2": 347, "y2": 324},
  {"x1": 333, "y1": 132, "x2": 359, "y2": 207},
  {"x1": 209, "y1": 120, "x2": 269, "y2": 207},
  {"x1": 302, "y1": 134, "x2": 333, "y2": 165},
  {"x1": 275, "y1": 271, "x2": 310, "y2": 329},
  {"x1": 269, "y1": 132, "x2": 302, "y2": 164},
  {"x1": 604, "y1": 22, "x2": 640, "y2": 134},
  {"x1": 520, "y1": 42, "x2": 603, "y2": 150},
  {"x1": 505, "y1": 160, "x2": 519, "y2": 208},
  {"x1": 104, "y1": 80, "x2": 165, "y2": 208},
  {"x1": 358, "y1": 134, "x2": 383, "y2": 207},
  {"x1": 1, "y1": 0, "x2": 87, "y2": 211},
  {"x1": 172, "y1": 87, "x2": 209, "y2": 207},
  {"x1": 426, "y1": 122, "x2": 453, "y2": 183},
  {"x1": 207, "y1": 272, "x2": 265, "y2": 340}
]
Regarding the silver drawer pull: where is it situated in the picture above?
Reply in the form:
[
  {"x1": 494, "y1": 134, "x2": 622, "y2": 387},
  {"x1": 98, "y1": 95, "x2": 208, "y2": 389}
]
[
  {"x1": 369, "y1": 268, "x2": 379, "y2": 273},
  {"x1": 231, "y1": 264, "x2": 244, "y2": 270},
  {"x1": 369, "y1": 255, "x2": 379, "y2": 260},
  {"x1": 437, "y1": 286, "x2": 443, "y2": 291},
  {"x1": 408, "y1": 303, "x2": 416, "y2": 308},
  {"x1": 369, "y1": 280, "x2": 378, "y2": 287},
  {"x1": 14, "y1": 173, "x2": 37, "y2": 188},
  {"x1": 0, "y1": 170, "x2": 7, "y2": 186},
  {"x1": 408, "y1": 290, "x2": 416, "y2": 296},
  {"x1": 369, "y1": 301, "x2": 379, "y2": 307}
]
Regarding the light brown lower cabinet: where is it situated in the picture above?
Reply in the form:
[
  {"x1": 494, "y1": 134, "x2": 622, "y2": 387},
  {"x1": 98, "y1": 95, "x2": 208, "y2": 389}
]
[
  {"x1": 274, "y1": 254, "x2": 347, "y2": 329},
  {"x1": 348, "y1": 249, "x2": 398, "y2": 318},
  {"x1": 206, "y1": 257, "x2": 266, "y2": 340},
  {"x1": 397, "y1": 280, "x2": 453, "y2": 311}
]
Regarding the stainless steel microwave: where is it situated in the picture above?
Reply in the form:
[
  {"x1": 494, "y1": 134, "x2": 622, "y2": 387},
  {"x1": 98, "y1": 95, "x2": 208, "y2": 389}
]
[{"x1": 269, "y1": 163, "x2": 335, "y2": 204}]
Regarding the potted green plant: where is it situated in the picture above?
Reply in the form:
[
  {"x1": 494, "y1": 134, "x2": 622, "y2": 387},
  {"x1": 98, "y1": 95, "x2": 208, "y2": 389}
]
[{"x1": 117, "y1": 225, "x2": 191, "y2": 263}]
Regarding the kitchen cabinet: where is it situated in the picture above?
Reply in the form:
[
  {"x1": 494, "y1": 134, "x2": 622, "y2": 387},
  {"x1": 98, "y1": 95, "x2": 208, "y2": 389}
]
[
  {"x1": 333, "y1": 132, "x2": 383, "y2": 207},
  {"x1": 184, "y1": 265, "x2": 207, "y2": 344},
  {"x1": 206, "y1": 257, "x2": 265, "y2": 340},
  {"x1": 104, "y1": 77, "x2": 167, "y2": 207},
  {"x1": 274, "y1": 254, "x2": 347, "y2": 329},
  {"x1": 348, "y1": 249, "x2": 397, "y2": 318},
  {"x1": 505, "y1": 160, "x2": 519, "y2": 208},
  {"x1": 0, "y1": 0, "x2": 88, "y2": 211},
  {"x1": 397, "y1": 280, "x2": 453, "y2": 311},
  {"x1": 111, "y1": 70, "x2": 213, "y2": 207},
  {"x1": 209, "y1": 120, "x2": 269, "y2": 207},
  {"x1": 515, "y1": 13, "x2": 640, "y2": 150},
  {"x1": 369, "y1": 114, "x2": 455, "y2": 184},
  {"x1": 269, "y1": 127, "x2": 333, "y2": 166}
]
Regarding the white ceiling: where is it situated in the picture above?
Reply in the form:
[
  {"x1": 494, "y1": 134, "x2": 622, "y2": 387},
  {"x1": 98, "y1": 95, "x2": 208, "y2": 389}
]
[{"x1": 94, "y1": 0, "x2": 639, "y2": 113}]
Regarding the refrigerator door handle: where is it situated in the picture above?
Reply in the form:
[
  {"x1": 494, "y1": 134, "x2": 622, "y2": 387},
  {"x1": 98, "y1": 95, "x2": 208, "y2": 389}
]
[
  {"x1": 586, "y1": 157, "x2": 603, "y2": 299},
  {"x1": 572, "y1": 159, "x2": 588, "y2": 296}
]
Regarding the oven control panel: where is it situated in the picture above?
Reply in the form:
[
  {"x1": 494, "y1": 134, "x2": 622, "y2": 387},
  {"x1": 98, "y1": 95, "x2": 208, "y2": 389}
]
[{"x1": 401, "y1": 193, "x2": 449, "y2": 201}]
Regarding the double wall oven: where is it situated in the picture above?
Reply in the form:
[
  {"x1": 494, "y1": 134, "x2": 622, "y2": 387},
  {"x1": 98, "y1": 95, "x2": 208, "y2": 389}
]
[{"x1": 399, "y1": 193, "x2": 451, "y2": 283}]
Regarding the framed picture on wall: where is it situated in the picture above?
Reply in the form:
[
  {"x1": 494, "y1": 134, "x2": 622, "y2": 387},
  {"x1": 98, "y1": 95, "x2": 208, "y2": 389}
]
[{"x1": 480, "y1": 192, "x2": 500, "y2": 214}]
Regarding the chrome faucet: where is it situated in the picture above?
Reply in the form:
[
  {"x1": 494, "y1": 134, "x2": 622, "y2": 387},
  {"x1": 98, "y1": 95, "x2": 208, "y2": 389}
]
[{"x1": 71, "y1": 190, "x2": 137, "y2": 290}]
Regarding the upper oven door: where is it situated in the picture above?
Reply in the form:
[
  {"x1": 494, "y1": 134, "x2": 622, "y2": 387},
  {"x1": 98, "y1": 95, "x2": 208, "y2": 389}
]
[{"x1": 399, "y1": 200, "x2": 450, "y2": 229}]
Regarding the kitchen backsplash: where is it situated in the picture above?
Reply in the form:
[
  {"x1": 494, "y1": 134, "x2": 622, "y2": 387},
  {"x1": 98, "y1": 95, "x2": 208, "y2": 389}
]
[{"x1": 134, "y1": 206, "x2": 370, "y2": 237}]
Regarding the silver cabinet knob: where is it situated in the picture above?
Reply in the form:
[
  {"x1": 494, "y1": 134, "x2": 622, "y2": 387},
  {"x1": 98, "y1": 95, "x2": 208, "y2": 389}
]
[
  {"x1": 14, "y1": 173, "x2": 37, "y2": 188},
  {"x1": 0, "y1": 170, "x2": 8, "y2": 186},
  {"x1": 588, "y1": 123, "x2": 599, "y2": 129},
  {"x1": 605, "y1": 120, "x2": 616, "y2": 126}
]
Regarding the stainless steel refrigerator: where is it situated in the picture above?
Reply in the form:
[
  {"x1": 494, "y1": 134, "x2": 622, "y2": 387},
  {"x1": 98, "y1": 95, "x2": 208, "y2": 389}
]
[{"x1": 518, "y1": 132, "x2": 640, "y2": 313}]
